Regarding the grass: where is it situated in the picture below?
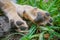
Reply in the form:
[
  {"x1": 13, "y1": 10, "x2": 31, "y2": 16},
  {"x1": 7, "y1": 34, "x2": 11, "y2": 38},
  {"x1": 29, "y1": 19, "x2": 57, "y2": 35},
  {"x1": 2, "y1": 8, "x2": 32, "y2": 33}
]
[
  {"x1": 17, "y1": 0, "x2": 60, "y2": 40},
  {"x1": 1, "y1": 0, "x2": 60, "y2": 40}
]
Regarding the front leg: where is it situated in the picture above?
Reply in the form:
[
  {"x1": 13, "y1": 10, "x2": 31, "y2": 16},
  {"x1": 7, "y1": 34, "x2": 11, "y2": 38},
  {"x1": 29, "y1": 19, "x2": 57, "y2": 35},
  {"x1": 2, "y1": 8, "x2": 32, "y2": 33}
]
[
  {"x1": 16, "y1": 4, "x2": 53, "y2": 26},
  {"x1": 0, "y1": 0, "x2": 28, "y2": 32}
]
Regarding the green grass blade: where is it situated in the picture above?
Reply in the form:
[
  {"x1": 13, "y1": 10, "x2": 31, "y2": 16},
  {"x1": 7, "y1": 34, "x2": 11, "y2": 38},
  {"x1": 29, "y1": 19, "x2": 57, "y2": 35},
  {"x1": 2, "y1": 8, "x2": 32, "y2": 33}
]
[
  {"x1": 47, "y1": 0, "x2": 57, "y2": 11},
  {"x1": 20, "y1": 24, "x2": 36, "y2": 40},
  {"x1": 39, "y1": 31, "x2": 46, "y2": 40}
]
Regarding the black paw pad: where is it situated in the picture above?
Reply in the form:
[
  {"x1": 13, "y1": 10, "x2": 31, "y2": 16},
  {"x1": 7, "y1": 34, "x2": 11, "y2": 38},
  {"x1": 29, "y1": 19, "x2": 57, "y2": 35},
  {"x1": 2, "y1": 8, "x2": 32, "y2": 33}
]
[
  {"x1": 34, "y1": 12, "x2": 44, "y2": 23},
  {"x1": 10, "y1": 19, "x2": 14, "y2": 27},
  {"x1": 20, "y1": 26, "x2": 27, "y2": 30},
  {"x1": 45, "y1": 13, "x2": 50, "y2": 16},
  {"x1": 16, "y1": 21, "x2": 23, "y2": 26},
  {"x1": 10, "y1": 19, "x2": 14, "y2": 23},
  {"x1": 46, "y1": 23, "x2": 52, "y2": 26},
  {"x1": 49, "y1": 19, "x2": 53, "y2": 23}
]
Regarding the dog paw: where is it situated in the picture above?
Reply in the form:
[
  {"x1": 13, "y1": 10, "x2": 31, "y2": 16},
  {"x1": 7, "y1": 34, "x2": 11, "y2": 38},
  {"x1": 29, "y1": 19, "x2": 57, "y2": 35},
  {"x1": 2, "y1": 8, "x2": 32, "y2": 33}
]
[
  {"x1": 2, "y1": 7, "x2": 28, "y2": 32},
  {"x1": 9, "y1": 15, "x2": 28, "y2": 32},
  {"x1": 0, "y1": 0, "x2": 28, "y2": 32},
  {"x1": 16, "y1": 4, "x2": 53, "y2": 26}
]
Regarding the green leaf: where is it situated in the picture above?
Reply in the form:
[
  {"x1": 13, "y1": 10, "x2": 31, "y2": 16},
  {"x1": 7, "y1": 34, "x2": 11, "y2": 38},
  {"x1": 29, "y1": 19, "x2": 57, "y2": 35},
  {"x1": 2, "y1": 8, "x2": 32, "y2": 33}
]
[
  {"x1": 39, "y1": 31, "x2": 46, "y2": 40},
  {"x1": 31, "y1": 34, "x2": 40, "y2": 38},
  {"x1": 47, "y1": 0, "x2": 57, "y2": 11},
  {"x1": 48, "y1": 35, "x2": 53, "y2": 40},
  {"x1": 20, "y1": 24, "x2": 37, "y2": 40}
]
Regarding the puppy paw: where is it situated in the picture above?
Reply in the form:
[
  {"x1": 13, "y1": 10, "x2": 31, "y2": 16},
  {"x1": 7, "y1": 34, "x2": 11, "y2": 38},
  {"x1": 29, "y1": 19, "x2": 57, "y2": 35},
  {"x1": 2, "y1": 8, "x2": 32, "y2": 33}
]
[
  {"x1": 2, "y1": 6, "x2": 28, "y2": 32},
  {"x1": 16, "y1": 4, "x2": 53, "y2": 26},
  {"x1": 9, "y1": 15, "x2": 28, "y2": 32},
  {"x1": 0, "y1": 0, "x2": 28, "y2": 32}
]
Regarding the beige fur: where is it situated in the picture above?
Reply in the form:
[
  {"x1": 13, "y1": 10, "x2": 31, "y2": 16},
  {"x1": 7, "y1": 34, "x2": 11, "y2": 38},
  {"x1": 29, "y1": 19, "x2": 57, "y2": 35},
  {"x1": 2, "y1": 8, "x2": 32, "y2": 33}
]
[
  {"x1": 0, "y1": 0, "x2": 52, "y2": 32},
  {"x1": 0, "y1": 0, "x2": 28, "y2": 32},
  {"x1": 14, "y1": 3, "x2": 52, "y2": 25}
]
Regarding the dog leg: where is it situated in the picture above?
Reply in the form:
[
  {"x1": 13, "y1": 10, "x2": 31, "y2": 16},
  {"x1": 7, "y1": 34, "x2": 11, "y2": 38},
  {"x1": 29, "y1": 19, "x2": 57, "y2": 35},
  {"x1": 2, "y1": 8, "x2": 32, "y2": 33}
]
[
  {"x1": 0, "y1": 0, "x2": 28, "y2": 32},
  {"x1": 15, "y1": 4, "x2": 53, "y2": 26}
]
